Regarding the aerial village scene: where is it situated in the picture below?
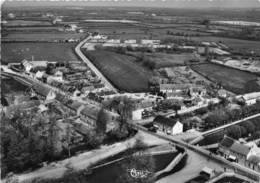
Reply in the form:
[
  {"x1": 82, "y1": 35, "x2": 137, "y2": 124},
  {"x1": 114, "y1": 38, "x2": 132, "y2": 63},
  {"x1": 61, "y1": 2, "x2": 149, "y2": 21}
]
[{"x1": 1, "y1": 0, "x2": 260, "y2": 183}]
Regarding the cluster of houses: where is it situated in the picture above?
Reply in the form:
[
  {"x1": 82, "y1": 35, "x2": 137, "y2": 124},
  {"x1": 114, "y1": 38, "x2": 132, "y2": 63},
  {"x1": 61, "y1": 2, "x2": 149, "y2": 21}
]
[
  {"x1": 88, "y1": 34, "x2": 231, "y2": 57},
  {"x1": 88, "y1": 34, "x2": 165, "y2": 48},
  {"x1": 17, "y1": 59, "x2": 107, "y2": 96},
  {"x1": 237, "y1": 92, "x2": 260, "y2": 106},
  {"x1": 219, "y1": 136, "x2": 260, "y2": 172}
]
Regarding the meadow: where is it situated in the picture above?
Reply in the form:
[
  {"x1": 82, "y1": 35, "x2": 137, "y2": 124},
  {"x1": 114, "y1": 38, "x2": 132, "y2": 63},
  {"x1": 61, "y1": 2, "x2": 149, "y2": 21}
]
[
  {"x1": 1, "y1": 42, "x2": 78, "y2": 63},
  {"x1": 2, "y1": 33, "x2": 85, "y2": 42},
  {"x1": 127, "y1": 52, "x2": 200, "y2": 69},
  {"x1": 82, "y1": 50, "x2": 152, "y2": 92},
  {"x1": 191, "y1": 63, "x2": 260, "y2": 94}
]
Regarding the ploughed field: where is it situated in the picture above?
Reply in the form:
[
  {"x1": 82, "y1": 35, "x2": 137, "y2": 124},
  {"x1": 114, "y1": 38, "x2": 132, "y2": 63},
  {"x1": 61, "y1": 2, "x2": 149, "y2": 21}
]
[
  {"x1": 1, "y1": 42, "x2": 78, "y2": 63},
  {"x1": 81, "y1": 50, "x2": 152, "y2": 92},
  {"x1": 191, "y1": 63, "x2": 260, "y2": 94}
]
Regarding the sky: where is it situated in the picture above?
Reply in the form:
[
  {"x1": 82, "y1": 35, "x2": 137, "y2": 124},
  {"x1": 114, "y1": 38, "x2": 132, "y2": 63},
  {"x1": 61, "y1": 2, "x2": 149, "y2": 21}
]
[{"x1": 2, "y1": 0, "x2": 260, "y2": 8}]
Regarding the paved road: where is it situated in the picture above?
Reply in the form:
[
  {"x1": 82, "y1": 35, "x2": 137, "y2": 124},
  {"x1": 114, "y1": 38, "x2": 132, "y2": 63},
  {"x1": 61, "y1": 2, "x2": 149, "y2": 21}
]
[
  {"x1": 129, "y1": 123, "x2": 260, "y2": 181},
  {"x1": 75, "y1": 36, "x2": 118, "y2": 93},
  {"x1": 201, "y1": 113, "x2": 260, "y2": 136},
  {"x1": 190, "y1": 113, "x2": 260, "y2": 145}
]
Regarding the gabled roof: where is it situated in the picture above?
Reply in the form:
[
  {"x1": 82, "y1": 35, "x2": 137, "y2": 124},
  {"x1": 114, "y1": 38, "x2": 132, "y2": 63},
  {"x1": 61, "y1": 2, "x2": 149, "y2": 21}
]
[
  {"x1": 33, "y1": 84, "x2": 52, "y2": 97},
  {"x1": 154, "y1": 115, "x2": 178, "y2": 127},
  {"x1": 80, "y1": 105, "x2": 100, "y2": 120},
  {"x1": 219, "y1": 136, "x2": 235, "y2": 148},
  {"x1": 230, "y1": 142, "x2": 251, "y2": 156}
]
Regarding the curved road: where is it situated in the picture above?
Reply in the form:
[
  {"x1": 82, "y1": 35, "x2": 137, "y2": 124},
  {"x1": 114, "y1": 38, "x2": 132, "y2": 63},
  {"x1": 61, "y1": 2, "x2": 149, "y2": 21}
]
[{"x1": 75, "y1": 36, "x2": 118, "y2": 93}]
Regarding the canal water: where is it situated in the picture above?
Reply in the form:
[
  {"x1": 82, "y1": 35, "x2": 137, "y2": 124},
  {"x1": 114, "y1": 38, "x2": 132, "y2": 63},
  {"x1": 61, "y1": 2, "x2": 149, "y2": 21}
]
[{"x1": 85, "y1": 152, "x2": 179, "y2": 183}]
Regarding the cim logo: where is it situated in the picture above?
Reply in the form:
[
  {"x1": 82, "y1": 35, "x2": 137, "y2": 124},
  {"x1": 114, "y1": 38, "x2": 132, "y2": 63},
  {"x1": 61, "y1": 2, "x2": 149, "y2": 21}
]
[{"x1": 127, "y1": 168, "x2": 152, "y2": 179}]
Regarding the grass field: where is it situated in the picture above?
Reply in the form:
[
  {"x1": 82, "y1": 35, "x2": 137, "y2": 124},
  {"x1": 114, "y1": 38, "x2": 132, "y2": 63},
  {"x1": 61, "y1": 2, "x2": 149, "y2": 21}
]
[
  {"x1": 82, "y1": 50, "x2": 152, "y2": 92},
  {"x1": 2, "y1": 42, "x2": 78, "y2": 63},
  {"x1": 187, "y1": 36, "x2": 260, "y2": 53},
  {"x1": 191, "y1": 63, "x2": 260, "y2": 94},
  {"x1": 2, "y1": 33, "x2": 85, "y2": 41},
  {"x1": 127, "y1": 52, "x2": 200, "y2": 68},
  {"x1": 4, "y1": 20, "x2": 52, "y2": 26}
]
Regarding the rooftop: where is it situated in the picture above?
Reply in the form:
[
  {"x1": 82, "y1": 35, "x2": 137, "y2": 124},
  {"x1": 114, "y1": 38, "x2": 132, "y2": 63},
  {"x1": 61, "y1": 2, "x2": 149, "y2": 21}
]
[{"x1": 154, "y1": 115, "x2": 178, "y2": 127}]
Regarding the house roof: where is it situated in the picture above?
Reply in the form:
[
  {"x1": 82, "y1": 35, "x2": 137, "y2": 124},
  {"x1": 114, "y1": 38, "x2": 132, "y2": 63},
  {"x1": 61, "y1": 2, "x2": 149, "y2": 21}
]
[
  {"x1": 154, "y1": 115, "x2": 178, "y2": 127},
  {"x1": 220, "y1": 136, "x2": 235, "y2": 148},
  {"x1": 80, "y1": 104, "x2": 101, "y2": 120},
  {"x1": 242, "y1": 92, "x2": 260, "y2": 101},
  {"x1": 33, "y1": 84, "x2": 52, "y2": 97},
  {"x1": 230, "y1": 142, "x2": 251, "y2": 156}
]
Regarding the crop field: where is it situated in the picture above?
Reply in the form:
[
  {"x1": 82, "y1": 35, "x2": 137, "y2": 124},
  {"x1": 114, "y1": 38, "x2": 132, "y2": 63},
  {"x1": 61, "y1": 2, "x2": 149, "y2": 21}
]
[
  {"x1": 188, "y1": 36, "x2": 260, "y2": 53},
  {"x1": 2, "y1": 33, "x2": 85, "y2": 42},
  {"x1": 127, "y1": 52, "x2": 201, "y2": 69},
  {"x1": 82, "y1": 50, "x2": 152, "y2": 92},
  {"x1": 2, "y1": 42, "x2": 78, "y2": 63},
  {"x1": 191, "y1": 63, "x2": 260, "y2": 94},
  {"x1": 4, "y1": 20, "x2": 52, "y2": 26}
]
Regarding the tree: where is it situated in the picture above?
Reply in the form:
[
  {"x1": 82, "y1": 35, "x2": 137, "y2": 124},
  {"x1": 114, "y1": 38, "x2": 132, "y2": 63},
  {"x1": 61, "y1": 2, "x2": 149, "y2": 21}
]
[
  {"x1": 148, "y1": 76, "x2": 160, "y2": 87},
  {"x1": 241, "y1": 121, "x2": 256, "y2": 134},
  {"x1": 96, "y1": 108, "x2": 109, "y2": 134},
  {"x1": 202, "y1": 19, "x2": 210, "y2": 29},
  {"x1": 226, "y1": 125, "x2": 243, "y2": 139},
  {"x1": 161, "y1": 99, "x2": 181, "y2": 114}
]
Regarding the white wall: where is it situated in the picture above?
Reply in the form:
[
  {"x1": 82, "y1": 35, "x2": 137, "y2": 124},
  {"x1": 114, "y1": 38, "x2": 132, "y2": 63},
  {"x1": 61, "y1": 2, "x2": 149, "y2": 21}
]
[{"x1": 171, "y1": 121, "x2": 183, "y2": 135}]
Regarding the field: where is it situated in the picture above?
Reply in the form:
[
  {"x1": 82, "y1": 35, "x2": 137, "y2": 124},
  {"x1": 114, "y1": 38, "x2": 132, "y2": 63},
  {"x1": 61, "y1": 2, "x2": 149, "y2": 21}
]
[
  {"x1": 191, "y1": 63, "x2": 260, "y2": 94},
  {"x1": 187, "y1": 36, "x2": 260, "y2": 53},
  {"x1": 82, "y1": 50, "x2": 152, "y2": 92},
  {"x1": 2, "y1": 33, "x2": 85, "y2": 42},
  {"x1": 127, "y1": 52, "x2": 200, "y2": 69},
  {"x1": 2, "y1": 42, "x2": 79, "y2": 63},
  {"x1": 4, "y1": 20, "x2": 52, "y2": 26}
]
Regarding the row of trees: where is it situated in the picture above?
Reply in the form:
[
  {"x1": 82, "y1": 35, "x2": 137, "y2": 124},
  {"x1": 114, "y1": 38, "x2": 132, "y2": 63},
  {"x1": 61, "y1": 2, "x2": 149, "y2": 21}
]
[
  {"x1": 203, "y1": 101, "x2": 260, "y2": 130},
  {"x1": 1, "y1": 109, "x2": 63, "y2": 177}
]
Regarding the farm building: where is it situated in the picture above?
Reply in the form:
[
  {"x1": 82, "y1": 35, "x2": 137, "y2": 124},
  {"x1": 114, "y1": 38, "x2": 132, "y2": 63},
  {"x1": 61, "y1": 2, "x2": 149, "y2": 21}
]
[
  {"x1": 153, "y1": 115, "x2": 183, "y2": 135},
  {"x1": 124, "y1": 39, "x2": 137, "y2": 44},
  {"x1": 219, "y1": 136, "x2": 250, "y2": 162},
  {"x1": 219, "y1": 136, "x2": 260, "y2": 171},
  {"x1": 132, "y1": 100, "x2": 155, "y2": 120},
  {"x1": 141, "y1": 39, "x2": 161, "y2": 45},
  {"x1": 237, "y1": 92, "x2": 260, "y2": 105}
]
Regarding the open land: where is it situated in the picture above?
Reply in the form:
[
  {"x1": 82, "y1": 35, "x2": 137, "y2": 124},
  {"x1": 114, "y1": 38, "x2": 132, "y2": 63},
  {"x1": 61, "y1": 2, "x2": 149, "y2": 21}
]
[
  {"x1": 191, "y1": 63, "x2": 260, "y2": 94},
  {"x1": 81, "y1": 50, "x2": 152, "y2": 92},
  {"x1": 1, "y1": 42, "x2": 78, "y2": 63},
  {"x1": 127, "y1": 52, "x2": 201, "y2": 69},
  {"x1": 2, "y1": 33, "x2": 85, "y2": 42}
]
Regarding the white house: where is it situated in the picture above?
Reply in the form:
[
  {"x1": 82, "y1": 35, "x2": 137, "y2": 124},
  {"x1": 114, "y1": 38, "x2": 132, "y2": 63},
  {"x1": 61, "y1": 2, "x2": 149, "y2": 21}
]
[
  {"x1": 237, "y1": 92, "x2": 260, "y2": 105},
  {"x1": 153, "y1": 116, "x2": 183, "y2": 135},
  {"x1": 106, "y1": 39, "x2": 121, "y2": 44},
  {"x1": 35, "y1": 71, "x2": 45, "y2": 79},
  {"x1": 141, "y1": 39, "x2": 161, "y2": 45},
  {"x1": 22, "y1": 59, "x2": 33, "y2": 73},
  {"x1": 46, "y1": 90, "x2": 56, "y2": 101},
  {"x1": 124, "y1": 39, "x2": 137, "y2": 44}
]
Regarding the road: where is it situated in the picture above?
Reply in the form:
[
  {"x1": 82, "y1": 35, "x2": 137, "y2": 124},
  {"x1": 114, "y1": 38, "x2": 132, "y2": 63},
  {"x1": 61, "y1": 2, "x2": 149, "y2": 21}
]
[
  {"x1": 75, "y1": 36, "x2": 118, "y2": 93},
  {"x1": 129, "y1": 123, "x2": 260, "y2": 181},
  {"x1": 201, "y1": 113, "x2": 260, "y2": 136},
  {"x1": 190, "y1": 113, "x2": 260, "y2": 145}
]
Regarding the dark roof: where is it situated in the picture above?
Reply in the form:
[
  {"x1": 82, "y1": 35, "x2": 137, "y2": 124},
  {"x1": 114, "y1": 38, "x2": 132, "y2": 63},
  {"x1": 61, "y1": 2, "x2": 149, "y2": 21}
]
[
  {"x1": 33, "y1": 84, "x2": 51, "y2": 97},
  {"x1": 220, "y1": 136, "x2": 235, "y2": 148},
  {"x1": 153, "y1": 115, "x2": 178, "y2": 127},
  {"x1": 230, "y1": 142, "x2": 251, "y2": 156}
]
